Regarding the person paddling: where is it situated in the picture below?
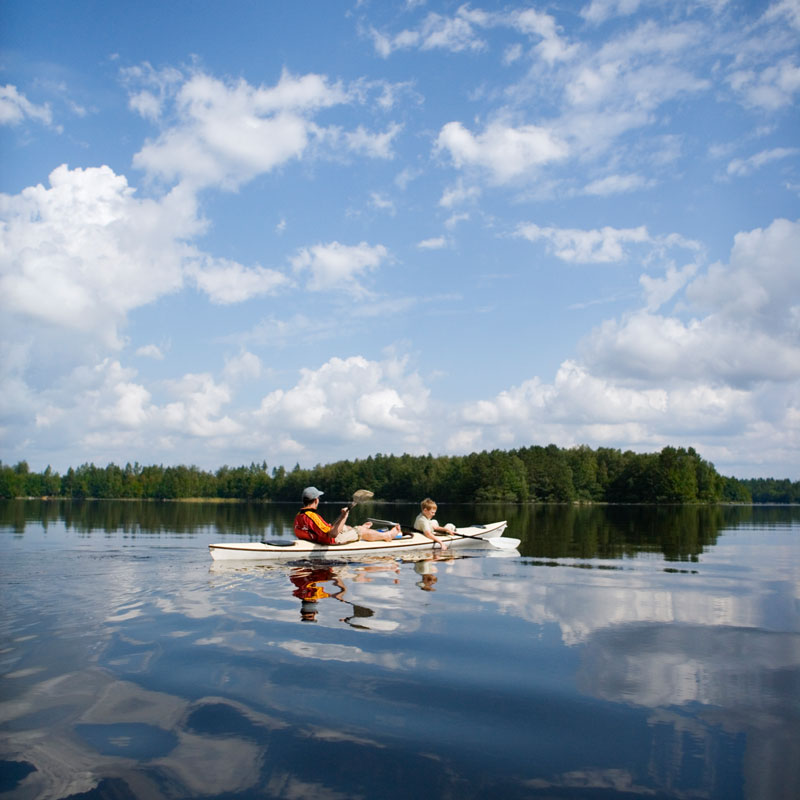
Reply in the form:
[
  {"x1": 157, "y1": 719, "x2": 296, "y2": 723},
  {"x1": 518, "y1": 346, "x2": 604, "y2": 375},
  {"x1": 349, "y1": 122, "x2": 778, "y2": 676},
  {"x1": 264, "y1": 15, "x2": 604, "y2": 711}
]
[
  {"x1": 413, "y1": 498, "x2": 453, "y2": 550},
  {"x1": 294, "y1": 486, "x2": 399, "y2": 545}
]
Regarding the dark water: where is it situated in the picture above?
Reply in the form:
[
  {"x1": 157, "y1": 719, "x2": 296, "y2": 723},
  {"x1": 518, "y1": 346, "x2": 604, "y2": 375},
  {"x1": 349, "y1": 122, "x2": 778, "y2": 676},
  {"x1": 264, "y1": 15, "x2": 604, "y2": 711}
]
[{"x1": 1, "y1": 500, "x2": 799, "y2": 799}]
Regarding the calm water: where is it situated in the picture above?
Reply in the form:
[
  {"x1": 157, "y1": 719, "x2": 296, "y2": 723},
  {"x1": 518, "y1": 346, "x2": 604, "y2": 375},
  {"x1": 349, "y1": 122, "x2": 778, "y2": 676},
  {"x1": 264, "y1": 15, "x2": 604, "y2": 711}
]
[{"x1": 1, "y1": 500, "x2": 799, "y2": 800}]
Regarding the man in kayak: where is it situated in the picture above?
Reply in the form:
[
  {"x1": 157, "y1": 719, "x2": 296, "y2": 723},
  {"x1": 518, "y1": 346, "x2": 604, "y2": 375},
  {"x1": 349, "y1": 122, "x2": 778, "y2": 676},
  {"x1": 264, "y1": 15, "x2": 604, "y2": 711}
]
[
  {"x1": 413, "y1": 498, "x2": 454, "y2": 550},
  {"x1": 294, "y1": 486, "x2": 399, "y2": 544}
]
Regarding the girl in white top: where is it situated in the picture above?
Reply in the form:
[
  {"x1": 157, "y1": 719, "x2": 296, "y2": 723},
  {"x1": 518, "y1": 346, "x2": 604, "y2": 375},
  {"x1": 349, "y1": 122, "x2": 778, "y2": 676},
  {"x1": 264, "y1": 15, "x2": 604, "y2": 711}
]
[{"x1": 413, "y1": 498, "x2": 452, "y2": 550}]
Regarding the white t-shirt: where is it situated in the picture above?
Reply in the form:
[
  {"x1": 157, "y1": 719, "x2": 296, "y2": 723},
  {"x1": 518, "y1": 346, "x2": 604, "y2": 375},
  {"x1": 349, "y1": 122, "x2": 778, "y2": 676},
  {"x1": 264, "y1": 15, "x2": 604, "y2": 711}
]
[{"x1": 414, "y1": 513, "x2": 438, "y2": 535}]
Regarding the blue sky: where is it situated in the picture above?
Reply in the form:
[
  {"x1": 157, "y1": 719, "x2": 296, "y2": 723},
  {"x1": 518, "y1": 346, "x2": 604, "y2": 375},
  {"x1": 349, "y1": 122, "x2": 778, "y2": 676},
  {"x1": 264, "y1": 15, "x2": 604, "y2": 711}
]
[{"x1": 1, "y1": 0, "x2": 798, "y2": 479}]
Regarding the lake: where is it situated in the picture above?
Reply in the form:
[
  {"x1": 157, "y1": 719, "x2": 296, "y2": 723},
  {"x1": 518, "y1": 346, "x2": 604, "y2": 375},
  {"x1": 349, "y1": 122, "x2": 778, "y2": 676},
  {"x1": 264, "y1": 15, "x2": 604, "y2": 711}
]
[{"x1": 1, "y1": 500, "x2": 799, "y2": 799}]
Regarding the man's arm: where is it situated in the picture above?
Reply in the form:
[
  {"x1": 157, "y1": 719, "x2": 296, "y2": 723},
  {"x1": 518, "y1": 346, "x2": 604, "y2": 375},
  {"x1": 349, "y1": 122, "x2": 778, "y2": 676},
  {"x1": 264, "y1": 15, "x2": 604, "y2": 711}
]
[{"x1": 328, "y1": 506, "x2": 350, "y2": 539}]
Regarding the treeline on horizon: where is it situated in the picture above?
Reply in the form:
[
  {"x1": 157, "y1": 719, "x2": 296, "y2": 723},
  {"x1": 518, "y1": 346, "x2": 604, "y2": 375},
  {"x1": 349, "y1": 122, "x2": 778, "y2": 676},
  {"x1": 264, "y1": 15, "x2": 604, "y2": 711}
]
[{"x1": 2, "y1": 444, "x2": 798, "y2": 504}]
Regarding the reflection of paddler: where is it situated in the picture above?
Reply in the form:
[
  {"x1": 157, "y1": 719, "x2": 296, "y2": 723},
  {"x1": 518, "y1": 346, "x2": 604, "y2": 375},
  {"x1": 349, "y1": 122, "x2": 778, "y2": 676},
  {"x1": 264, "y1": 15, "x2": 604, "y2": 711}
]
[
  {"x1": 290, "y1": 566, "x2": 338, "y2": 600},
  {"x1": 290, "y1": 565, "x2": 376, "y2": 623},
  {"x1": 414, "y1": 558, "x2": 438, "y2": 591},
  {"x1": 290, "y1": 566, "x2": 343, "y2": 621}
]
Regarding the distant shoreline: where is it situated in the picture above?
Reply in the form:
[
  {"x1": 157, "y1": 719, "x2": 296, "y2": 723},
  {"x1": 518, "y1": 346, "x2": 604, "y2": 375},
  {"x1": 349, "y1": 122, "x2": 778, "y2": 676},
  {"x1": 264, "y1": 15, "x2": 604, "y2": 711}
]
[{"x1": 6, "y1": 496, "x2": 796, "y2": 507}]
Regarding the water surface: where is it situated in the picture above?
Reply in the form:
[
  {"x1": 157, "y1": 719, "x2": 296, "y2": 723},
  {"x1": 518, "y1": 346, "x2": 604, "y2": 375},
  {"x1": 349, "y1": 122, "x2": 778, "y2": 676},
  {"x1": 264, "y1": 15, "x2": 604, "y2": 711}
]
[{"x1": 1, "y1": 501, "x2": 799, "y2": 799}]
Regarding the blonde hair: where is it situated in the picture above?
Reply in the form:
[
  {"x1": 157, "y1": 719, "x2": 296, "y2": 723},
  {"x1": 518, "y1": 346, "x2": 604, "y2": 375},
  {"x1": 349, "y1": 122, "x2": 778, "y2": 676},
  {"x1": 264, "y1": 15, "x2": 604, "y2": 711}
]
[{"x1": 420, "y1": 497, "x2": 437, "y2": 512}]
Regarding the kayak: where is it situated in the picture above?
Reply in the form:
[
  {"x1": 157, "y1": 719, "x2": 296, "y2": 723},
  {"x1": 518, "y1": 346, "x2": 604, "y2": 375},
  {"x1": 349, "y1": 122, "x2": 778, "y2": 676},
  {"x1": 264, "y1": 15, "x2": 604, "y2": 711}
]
[{"x1": 208, "y1": 520, "x2": 516, "y2": 561}]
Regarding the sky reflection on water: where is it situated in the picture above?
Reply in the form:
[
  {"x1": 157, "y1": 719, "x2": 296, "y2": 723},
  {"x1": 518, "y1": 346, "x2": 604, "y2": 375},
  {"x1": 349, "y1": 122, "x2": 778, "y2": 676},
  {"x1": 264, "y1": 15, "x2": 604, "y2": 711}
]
[{"x1": 1, "y1": 502, "x2": 799, "y2": 799}]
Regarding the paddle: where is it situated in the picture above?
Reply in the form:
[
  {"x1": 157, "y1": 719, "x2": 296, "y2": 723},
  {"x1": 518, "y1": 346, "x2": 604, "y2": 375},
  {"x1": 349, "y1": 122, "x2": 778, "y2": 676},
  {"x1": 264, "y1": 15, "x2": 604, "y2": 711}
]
[{"x1": 367, "y1": 518, "x2": 520, "y2": 550}]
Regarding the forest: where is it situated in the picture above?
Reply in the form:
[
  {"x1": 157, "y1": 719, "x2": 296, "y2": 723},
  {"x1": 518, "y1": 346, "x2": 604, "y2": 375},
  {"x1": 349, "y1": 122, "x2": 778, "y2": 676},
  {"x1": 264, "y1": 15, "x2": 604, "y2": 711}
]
[{"x1": 2, "y1": 444, "x2": 796, "y2": 504}]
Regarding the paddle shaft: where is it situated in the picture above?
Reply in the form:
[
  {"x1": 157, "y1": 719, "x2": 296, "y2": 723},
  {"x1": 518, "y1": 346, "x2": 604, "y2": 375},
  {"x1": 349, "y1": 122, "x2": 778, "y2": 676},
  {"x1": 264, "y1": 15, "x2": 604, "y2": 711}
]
[{"x1": 368, "y1": 518, "x2": 517, "y2": 549}]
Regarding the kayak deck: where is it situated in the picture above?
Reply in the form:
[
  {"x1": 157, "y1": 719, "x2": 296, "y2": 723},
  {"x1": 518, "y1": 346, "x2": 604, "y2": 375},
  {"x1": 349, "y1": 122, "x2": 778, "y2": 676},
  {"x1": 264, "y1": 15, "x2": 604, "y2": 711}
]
[{"x1": 209, "y1": 520, "x2": 510, "y2": 561}]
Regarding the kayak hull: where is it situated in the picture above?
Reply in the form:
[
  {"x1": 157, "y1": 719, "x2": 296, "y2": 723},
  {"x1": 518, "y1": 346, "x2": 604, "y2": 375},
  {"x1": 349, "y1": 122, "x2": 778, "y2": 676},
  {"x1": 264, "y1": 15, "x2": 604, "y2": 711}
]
[{"x1": 209, "y1": 520, "x2": 509, "y2": 561}]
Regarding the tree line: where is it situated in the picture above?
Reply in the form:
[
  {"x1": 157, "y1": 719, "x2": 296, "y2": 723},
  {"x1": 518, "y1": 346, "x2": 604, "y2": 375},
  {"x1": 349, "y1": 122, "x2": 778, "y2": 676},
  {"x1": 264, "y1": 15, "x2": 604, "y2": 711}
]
[{"x1": 3, "y1": 444, "x2": 794, "y2": 503}]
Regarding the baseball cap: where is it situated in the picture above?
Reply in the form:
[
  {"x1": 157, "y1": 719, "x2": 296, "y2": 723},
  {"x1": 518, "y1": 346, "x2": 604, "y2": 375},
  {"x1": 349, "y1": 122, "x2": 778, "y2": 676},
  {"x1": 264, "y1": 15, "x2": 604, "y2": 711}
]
[{"x1": 302, "y1": 486, "x2": 324, "y2": 502}]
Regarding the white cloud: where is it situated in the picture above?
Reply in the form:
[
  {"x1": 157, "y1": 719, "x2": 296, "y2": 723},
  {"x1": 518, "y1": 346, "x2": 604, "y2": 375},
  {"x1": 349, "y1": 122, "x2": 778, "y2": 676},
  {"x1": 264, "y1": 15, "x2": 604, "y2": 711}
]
[
  {"x1": 454, "y1": 358, "x2": 770, "y2": 457},
  {"x1": 449, "y1": 218, "x2": 800, "y2": 475},
  {"x1": 319, "y1": 122, "x2": 402, "y2": 159},
  {"x1": 369, "y1": 192, "x2": 396, "y2": 214},
  {"x1": 581, "y1": 0, "x2": 643, "y2": 25},
  {"x1": 121, "y1": 62, "x2": 183, "y2": 121},
  {"x1": 0, "y1": 84, "x2": 53, "y2": 127},
  {"x1": 190, "y1": 258, "x2": 288, "y2": 304},
  {"x1": 439, "y1": 179, "x2": 481, "y2": 207},
  {"x1": 372, "y1": 5, "x2": 574, "y2": 64},
  {"x1": 132, "y1": 69, "x2": 350, "y2": 190},
  {"x1": 255, "y1": 355, "x2": 429, "y2": 445},
  {"x1": 764, "y1": 0, "x2": 800, "y2": 29},
  {"x1": 291, "y1": 241, "x2": 389, "y2": 296},
  {"x1": 223, "y1": 351, "x2": 262, "y2": 383},
  {"x1": 163, "y1": 372, "x2": 241, "y2": 437},
  {"x1": 687, "y1": 217, "x2": 800, "y2": 329},
  {"x1": 436, "y1": 120, "x2": 568, "y2": 183},
  {"x1": 511, "y1": 8, "x2": 577, "y2": 64},
  {"x1": 640, "y1": 263, "x2": 699, "y2": 311},
  {"x1": 370, "y1": 7, "x2": 487, "y2": 57},
  {"x1": 726, "y1": 147, "x2": 799, "y2": 177},
  {"x1": 0, "y1": 164, "x2": 199, "y2": 347},
  {"x1": 136, "y1": 344, "x2": 165, "y2": 360},
  {"x1": 445, "y1": 212, "x2": 470, "y2": 229},
  {"x1": 584, "y1": 218, "x2": 800, "y2": 386},
  {"x1": 583, "y1": 173, "x2": 652, "y2": 195},
  {"x1": 516, "y1": 223, "x2": 650, "y2": 263},
  {"x1": 728, "y1": 58, "x2": 800, "y2": 110},
  {"x1": 503, "y1": 43, "x2": 523, "y2": 65},
  {"x1": 417, "y1": 236, "x2": 448, "y2": 249},
  {"x1": 28, "y1": 359, "x2": 155, "y2": 455}
]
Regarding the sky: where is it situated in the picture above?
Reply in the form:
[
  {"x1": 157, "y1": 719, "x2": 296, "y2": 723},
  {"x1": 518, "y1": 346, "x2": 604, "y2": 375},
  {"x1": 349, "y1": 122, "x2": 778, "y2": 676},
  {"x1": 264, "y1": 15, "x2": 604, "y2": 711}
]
[{"x1": 0, "y1": 0, "x2": 798, "y2": 480}]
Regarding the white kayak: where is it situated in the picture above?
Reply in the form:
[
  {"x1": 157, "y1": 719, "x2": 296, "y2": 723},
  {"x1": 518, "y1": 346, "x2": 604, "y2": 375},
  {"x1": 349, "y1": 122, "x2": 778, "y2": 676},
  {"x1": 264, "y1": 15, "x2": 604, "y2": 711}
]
[{"x1": 208, "y1": 520, "x2": 517, "y2": 561}]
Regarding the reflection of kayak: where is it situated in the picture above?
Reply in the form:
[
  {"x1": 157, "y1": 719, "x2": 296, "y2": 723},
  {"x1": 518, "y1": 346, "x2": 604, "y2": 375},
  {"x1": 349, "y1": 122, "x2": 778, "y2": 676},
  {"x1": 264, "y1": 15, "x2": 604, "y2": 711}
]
[{"x1": 209, "y1": 520, "x2": 516, "y2": 561}]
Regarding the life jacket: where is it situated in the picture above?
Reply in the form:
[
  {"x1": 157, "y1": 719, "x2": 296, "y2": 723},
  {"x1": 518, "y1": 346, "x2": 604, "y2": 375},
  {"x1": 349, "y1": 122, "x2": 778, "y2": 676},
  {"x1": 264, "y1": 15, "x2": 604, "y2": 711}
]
[{"x1": 294, "y1": 507, "x2": 337, "y2": 545}]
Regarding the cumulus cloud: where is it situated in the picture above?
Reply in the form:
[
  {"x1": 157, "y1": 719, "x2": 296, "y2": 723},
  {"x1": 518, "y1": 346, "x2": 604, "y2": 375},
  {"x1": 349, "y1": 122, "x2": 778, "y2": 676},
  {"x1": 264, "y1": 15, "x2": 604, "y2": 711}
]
[
  {"x1": 0, "y1": 84, "x2": 54, "y2": 127},
  {"x1": 162, "y1": 372, "x2": 241, "y2": 437},
  {"x1": 0, "y1": 164, "x2": 199, "y2": 347},
  {"x1": 27, "y1": 359, "x2": 247, "y2": 462},
  {"x1": 640, "y1": 263, "x2": 698, "y2": 312},
  {"x1": 317, "y1": 122, "x2": 402, "y2": 160},
  {"x1": 436, "y1": 120, "x2": 568, "y2": 183},
  {"x1": 0, "y1": 162, "x2": 295, "y2": 359},
  {"x1": 130, "y1": 68, "x2": 364, "y2": 190},
  {"x1": 120, "y1": 62, "x2": 183, "y2": 121},
  {"x1": 583, "y1": 221, "x2": 800, "y2": 388},
  {"x1": 581, "y1": 0, "x2": 642, "y2": 25},
  {"x1": 26, "y1": 353, "x2": 432, "y2": 466},
  {"x1": 510, "y1": 7, "x2": 577, "y2": 63},
  {"x1": 450, "y1": 218, "x2": 800, "y2": 474},
  {"x1": 189, "y1": 258, "x2": 288, "y2": 304},
  {"x1": 516, "y1": 223, "x2": 650, "y2": 263},
  {"x1": 370, "y1": 7, "x2": 487, "y2": 57},
  {"x1": 417, "y1": 236, "x2": 448, "y2": 250},
  {"x1": 371, "y1": 5, "x2": 574, "y2": 64},
  {"x1": 728, "y1": 58, "x2": 800, "y2": 110},
  {"x1": 439, "y1": 179, "x2": 481, "y2": 207},
  {"x1": 223, "y1": 351, "x2": 262, "y2": 384},
  {"x1": 291, "y1": 241, "x2": 389, "y2": 296},
  {"x1": 583, "y1": 173, "x2": 652, "y2": 195},
  {"x1": 136, "y1": 344, "x2": 165, "y2": 360},
  {"x1": 255, "y1": 355, "x2": 429, "y2": 445},
  {"x1": 726, "y1": 147, "x2": 799, "y2": 177},
  {"x1": 454, "y1": 359, "x2": 763, "y2": 456},
  {"x1": 686, "y1": 217, "x2": 800, "y2": 336},
  {"x1": 133, "y1": 72, "x2": 316, "y2": 190}
]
